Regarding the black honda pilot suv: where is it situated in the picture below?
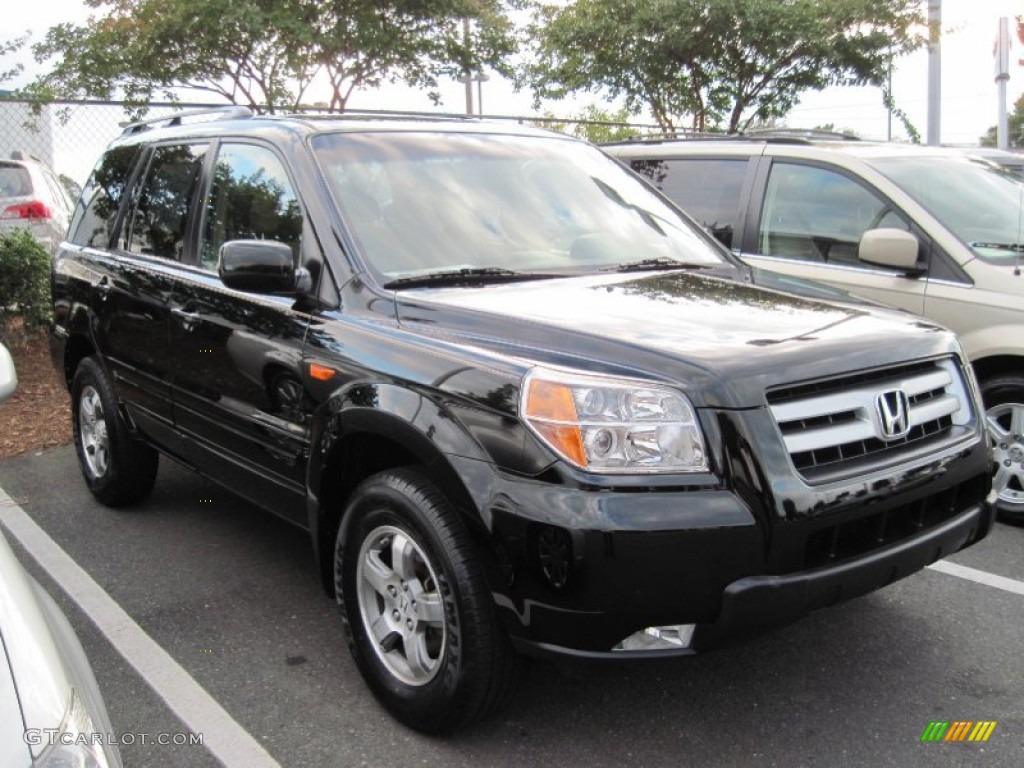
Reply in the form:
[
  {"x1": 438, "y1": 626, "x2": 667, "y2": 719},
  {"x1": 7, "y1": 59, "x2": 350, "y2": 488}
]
[{"x1": 52, "y1": 108, "x2": 994, "y2": 733}]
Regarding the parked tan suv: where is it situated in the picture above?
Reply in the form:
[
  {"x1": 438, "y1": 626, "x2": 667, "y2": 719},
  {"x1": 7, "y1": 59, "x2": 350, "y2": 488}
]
[{"x1": 607, "y1": 133, "x2": 1024, "y2": 521}]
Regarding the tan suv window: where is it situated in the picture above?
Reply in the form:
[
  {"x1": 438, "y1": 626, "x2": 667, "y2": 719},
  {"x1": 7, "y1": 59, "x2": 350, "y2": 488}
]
[{"x1": 759, "y1": 163, "x2": 908, "y2": 267}]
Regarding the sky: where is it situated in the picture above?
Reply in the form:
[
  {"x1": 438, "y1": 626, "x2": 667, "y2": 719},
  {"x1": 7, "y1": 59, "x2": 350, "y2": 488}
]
[{"x1": 3, "y1": 0, "x2": 1023, "y2": 162}]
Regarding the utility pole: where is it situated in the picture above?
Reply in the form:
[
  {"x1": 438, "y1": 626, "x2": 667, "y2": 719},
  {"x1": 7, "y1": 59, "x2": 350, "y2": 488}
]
[
  {"x1": 476, "y1": 73, "x2": 489, "y2": 116},
  {"x1": 886, "y1": 51, "x2": 893, "y2": 142},
  {"x1": 460, "y1": 18, "x2": 474, "y2": 116},
  {"x1": 996, "y1": 17, "x2": 1011, "y2": 150},
  {"x1": 927, "y1": 0, "x2": 941, "y2": 146}
]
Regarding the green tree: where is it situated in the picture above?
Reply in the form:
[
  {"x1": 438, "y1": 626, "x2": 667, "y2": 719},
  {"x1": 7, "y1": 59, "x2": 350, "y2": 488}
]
[
  {"x1": 532, "y1": 105, "x2": 641, "y2": 143},
  {"x1": 28, "y1": 0, "x2": 520, "y2": 114},
  {"x1": 570, "y1": 105, "x2": 642, "y2": 143},
  {"x1": 980, "y1": 94, "x2": 1024, "y2": 148},
  {"x1": 0, "y1": 34, "x2": 27, "y2": 86},
  {"x1": 527, "y1": 0, "x2": 924, "y2": 134}
]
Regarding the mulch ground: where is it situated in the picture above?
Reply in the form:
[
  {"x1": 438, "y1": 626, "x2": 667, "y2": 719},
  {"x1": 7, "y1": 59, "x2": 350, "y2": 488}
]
[{"x1": 0, "y1": 325, "x2": 73, "y2": 459}]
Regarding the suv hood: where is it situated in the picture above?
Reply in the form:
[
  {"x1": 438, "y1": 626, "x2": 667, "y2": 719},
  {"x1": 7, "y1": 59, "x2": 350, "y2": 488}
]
[{"x1": 396, "y1": 271, "x2": 957, "y2": 409}]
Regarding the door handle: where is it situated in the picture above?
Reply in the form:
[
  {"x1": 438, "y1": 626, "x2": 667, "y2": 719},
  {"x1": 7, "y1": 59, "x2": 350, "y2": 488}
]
[{"x1": 171, "y1": 307, "x2": 201, "y2": 330}]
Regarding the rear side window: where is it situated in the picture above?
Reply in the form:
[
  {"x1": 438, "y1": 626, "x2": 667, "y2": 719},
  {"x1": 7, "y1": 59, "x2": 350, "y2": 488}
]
[
  {"x1": 70, "y1": 146, "x2": 139, "y2": 248},
  {"x1": 127, "y1": 143, "x2": 208, "y2": 260},
  {"x1": 632, "y1": 158, "x2": 747, "y2": 248}
]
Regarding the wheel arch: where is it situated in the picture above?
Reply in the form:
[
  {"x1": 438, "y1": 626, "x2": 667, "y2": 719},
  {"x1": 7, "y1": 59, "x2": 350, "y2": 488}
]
[
  {"x1": 308, "y1": 381, "x2": 503, "y2": 597},
  {"x1": 970, "y1": 355, "x2": 1024, "y2": 390},
  {"x1": 62, "y1": 333, "x2": 96, "y2": 389}
]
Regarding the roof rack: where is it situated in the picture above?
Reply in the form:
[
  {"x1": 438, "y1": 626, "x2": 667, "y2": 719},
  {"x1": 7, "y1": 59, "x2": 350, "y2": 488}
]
[
  {"x1": 119, "y1": 105, "x2": 253, "y2": 135},
  {"x1": 742, "y1": 128, "x2": 860, "y2": 142},
  {"x1": 602, "y1": 131, "x2": 733, "y2": 146},
  {"x1": 603, "y1": 127, "x2": 863, "y2": 147},
  {"x1": 286, "y1": 108, "x2": 477, "y2": 124}
]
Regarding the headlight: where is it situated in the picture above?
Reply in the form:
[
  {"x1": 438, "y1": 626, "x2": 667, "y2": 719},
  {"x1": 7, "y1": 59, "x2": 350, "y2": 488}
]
[{"x1": 521, "y1": 368, "x2": 707, "y2": 473}]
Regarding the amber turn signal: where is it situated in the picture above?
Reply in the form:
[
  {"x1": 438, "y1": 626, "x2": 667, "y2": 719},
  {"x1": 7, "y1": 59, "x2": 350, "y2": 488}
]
[{"x1": 308, "y1": 362, "x2": 336, "y2": 381}]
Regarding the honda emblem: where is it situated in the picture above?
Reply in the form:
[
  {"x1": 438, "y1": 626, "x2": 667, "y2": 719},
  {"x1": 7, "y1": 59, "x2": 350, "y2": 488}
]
[{"x1": 876, "y1": 389, "x2": 911, "y2": 440}]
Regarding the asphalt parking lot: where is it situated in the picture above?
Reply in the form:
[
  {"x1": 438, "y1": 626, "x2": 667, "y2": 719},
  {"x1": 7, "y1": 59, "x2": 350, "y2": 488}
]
[{"x1": 1, "y1": 445, "x2": 1021, "y2": 767}]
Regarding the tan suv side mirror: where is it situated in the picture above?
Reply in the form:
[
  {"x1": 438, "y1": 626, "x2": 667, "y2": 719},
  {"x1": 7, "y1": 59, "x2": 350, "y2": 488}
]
[{"x1": 858, "y1": 228, "x2": 921, "y2": 271}]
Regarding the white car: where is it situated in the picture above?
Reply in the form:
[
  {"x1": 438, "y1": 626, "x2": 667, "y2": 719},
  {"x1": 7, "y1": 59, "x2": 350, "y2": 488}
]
[
  {"x1": 0, "y1": 152, "x2": 76, "y2": 255},
  {"x1": 0, "y1": 343, "x2": 122, "y2": 767}
]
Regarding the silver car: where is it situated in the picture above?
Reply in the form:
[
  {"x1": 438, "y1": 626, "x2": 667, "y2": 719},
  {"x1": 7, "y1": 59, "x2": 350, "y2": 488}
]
[
  {"x1": 0, "y1": 343, "x2": 122, "y2": 767},
  {"x1": 0, "y1": 152, "x2": 75, "y2": 255}
]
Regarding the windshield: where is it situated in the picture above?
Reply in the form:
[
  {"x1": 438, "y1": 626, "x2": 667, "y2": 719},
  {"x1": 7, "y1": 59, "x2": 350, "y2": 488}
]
[
  {"x1": 311, "y1": 131, "x2": 726, "y2": 283},
  {"x1": 868, "y1": 154, "x2": 1024, "y2": 263}
]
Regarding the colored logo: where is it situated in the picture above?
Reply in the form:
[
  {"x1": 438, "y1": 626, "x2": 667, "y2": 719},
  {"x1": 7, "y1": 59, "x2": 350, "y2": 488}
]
[{"x1": 921, "y1": 721, "x2": 997, "y2": 742}]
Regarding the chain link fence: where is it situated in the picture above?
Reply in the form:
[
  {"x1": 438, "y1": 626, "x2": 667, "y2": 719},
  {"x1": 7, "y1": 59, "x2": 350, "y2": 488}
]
[{"x1": 0, "y1": 97, "x2": 661, "y2": 189}]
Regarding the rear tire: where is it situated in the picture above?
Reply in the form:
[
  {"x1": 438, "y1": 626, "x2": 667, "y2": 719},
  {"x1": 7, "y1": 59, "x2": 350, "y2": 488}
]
[
  {"x1": 980, "y1": 373, "x2": 1024, "y2": 525},
  {"x1": 335, "y1": 468, "x2": 523, "y2": 733},
  {"x1": 71, "y1": 356, "x2": 158, "y2": 507}
]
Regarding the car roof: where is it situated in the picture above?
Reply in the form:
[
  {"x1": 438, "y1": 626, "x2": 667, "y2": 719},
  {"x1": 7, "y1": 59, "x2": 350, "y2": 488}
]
[
  {"x1": 604, "y1": 133, "x2": 1015, "y2": 164},
  {"x1": 109, "y1": 107, "x2": 569, "y2": 149}
]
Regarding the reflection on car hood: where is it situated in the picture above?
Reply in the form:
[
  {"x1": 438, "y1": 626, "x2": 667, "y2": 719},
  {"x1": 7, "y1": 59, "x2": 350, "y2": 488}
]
[
  {"x1": 397, "y1": 271, "x2": 952, "y2": 408},
  {"x1": 746, "y1": 266, "x2": 889, "y2": 308}
]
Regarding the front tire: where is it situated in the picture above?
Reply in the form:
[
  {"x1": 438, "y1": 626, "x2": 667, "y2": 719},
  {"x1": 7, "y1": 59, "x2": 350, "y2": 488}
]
[
  {"x1": 980, "y1": 373, "x2": 1024, "y2": 524},
  {"x1": 335, "y1": 468, "x2": 522, "y2": 733},
  {"x1": 71, "y1": 357, "x2": 158, "y2": 506}
]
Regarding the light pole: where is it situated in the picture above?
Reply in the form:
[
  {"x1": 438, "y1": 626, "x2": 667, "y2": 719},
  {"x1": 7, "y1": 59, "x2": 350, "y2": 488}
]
[
  {"x1": 475, "y1": 72, "x2": 489, "y2": 116},
  {"x1": 927, "y1": 0, "x2": 941, "y2": 146},
  {"x1": 460, "y1": 17, "x2": 474, "y2": 116},
  {"x1": 996, "y1": 17, "x2": 1010, "y2": 150}
]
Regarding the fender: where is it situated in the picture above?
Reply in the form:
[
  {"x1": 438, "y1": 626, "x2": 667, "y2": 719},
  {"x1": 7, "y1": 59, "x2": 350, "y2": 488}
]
[
  {"x1": 306, "y1": 379, "x2": 512, "y2": 595},
  {"x1": 956, "y1": 325, "x2": 1024, "y2": 367}
]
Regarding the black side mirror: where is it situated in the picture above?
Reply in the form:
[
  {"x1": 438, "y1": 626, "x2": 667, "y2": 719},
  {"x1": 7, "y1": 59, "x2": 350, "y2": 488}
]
[{"x1": 219, "y1": 240, "x2": 299, "y2": 293}]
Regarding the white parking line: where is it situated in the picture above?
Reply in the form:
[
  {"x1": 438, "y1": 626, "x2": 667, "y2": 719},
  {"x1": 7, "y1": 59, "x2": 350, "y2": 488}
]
[
  {"x1": 927, "y1": 560, "x2": 1024, "y2": 597},
  {"x1": 0, "y1": 487, "x2": 281, "y2": 768}
]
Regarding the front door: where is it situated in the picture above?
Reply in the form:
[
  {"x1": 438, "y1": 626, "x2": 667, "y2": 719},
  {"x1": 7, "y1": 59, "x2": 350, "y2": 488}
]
[
  {"x1": 168, "y1": 141, "x2": 312, "y2": 523},
  {"x1": 742, "y1": 160, "x2": 928, "y2": 315}
]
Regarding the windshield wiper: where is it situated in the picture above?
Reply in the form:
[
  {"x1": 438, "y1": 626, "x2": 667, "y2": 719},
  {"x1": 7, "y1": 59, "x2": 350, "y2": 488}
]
[
  {"x1": 383, "y1": 267, "x2": 561, "y2": 289},
  {"x1": 967, "y1": 241, "x2": 1024, "y2": 252},
  {"x1": 601, "y1": 258, "x2": 715, "y2": 273}
]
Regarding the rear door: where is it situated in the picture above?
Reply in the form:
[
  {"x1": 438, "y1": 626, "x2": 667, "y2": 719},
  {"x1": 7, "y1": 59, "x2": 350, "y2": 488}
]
[
  {"x1": 167, "y1": 140, "x2": 312, "y2": 523},
  {"x1": 61, "y1": 143, "x2": 211, "y2": 446},
  {"x1": 629, "y1": 155, "x2": 755, "y2": 252}
]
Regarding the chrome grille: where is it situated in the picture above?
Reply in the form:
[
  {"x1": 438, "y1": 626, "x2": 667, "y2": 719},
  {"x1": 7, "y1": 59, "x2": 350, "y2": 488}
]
[{"x1": 767, "y1": 359, "x2": 974, "y2": 482}]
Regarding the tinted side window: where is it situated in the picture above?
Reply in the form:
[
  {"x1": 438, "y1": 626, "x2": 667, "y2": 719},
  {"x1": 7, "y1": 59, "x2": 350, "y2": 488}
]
[
  {"x1": 632, "y1": 158, "x2": 747, "y2": 248},
  {"x1": 69, "y1": 146, "x2": 138, "y2": 248},
  {"x1": 127, "y1": 143, "x2": 208, "y2": 260},
  {"x1": 198, "y1": 143, "x2": 302, "y2": 271},
  {"x1": 758, "y1": 162, "x2": 909, "y2": 266}
]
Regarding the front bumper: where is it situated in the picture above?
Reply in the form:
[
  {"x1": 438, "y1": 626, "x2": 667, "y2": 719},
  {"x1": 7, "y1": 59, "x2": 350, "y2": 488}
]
[
  {"x1": 506, "y1": 498, "x2": 993, "y2": 661},
  {"x1": 469, "y1": 433, "x2": 993, "y2": 659}
]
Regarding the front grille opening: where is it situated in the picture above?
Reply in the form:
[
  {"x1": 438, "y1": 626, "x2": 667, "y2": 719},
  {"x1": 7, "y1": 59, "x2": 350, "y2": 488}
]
[
  {"x1": 778, "y1": 409, "x2": 858, "y2": 434},
  {"x1": 791, "y1": 415, "x2": 954, "y2": 473},
  {"x1": 802, "y1": 473, "x2": 989, "y2": 569},
  {"x1": 766, "y1": 356, "x2": 971, "y2": 484},
  {"x1": 767, "y1": 360, "x2": 937, "y2": 405}
]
